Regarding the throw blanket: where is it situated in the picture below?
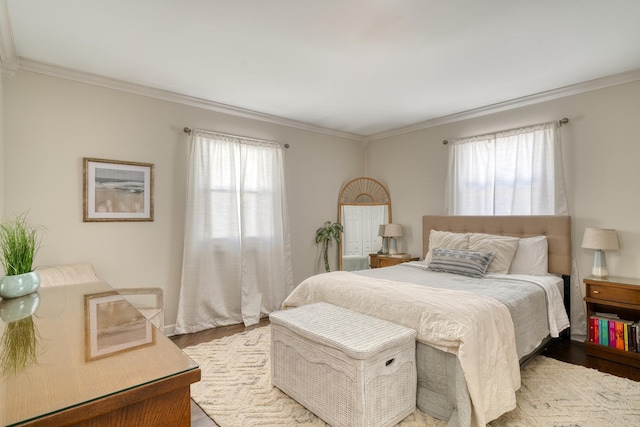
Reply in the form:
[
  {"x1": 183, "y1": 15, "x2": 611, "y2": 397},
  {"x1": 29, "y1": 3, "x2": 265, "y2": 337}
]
[{"x1": 282, "y1": 271, "x2": 521, "y2": 427}]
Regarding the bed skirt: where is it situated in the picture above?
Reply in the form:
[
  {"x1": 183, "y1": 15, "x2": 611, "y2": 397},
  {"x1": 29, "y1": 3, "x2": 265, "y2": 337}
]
[{"x1": 417, "y1": 343, "x2": 471, "y2": 427}]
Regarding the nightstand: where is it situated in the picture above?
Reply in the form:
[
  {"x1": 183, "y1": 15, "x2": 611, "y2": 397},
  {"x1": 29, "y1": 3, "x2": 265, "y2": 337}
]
[
  {"x1": 583, "y1": 275, "x2": 640, "y2": 368},
  {"x1": 376, "y1": 254, "x2": 419, "y2": 268}
]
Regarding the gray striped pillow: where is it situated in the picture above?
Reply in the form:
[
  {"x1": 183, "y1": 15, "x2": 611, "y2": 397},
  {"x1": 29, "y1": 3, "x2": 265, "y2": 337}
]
[{"x1": 427, "y1": 248, "x2": 494, "y2": 278}]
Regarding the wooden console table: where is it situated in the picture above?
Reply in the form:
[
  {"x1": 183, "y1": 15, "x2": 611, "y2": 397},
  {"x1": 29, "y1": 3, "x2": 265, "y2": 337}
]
[{"x1": 0, "y1": 281, "x2": 200, "y2": 426}]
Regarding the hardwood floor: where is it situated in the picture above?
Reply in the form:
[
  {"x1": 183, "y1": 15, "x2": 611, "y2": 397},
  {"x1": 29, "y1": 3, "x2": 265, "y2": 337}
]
[
  {"x1": 172, "y1": 321, "x2": 639, "y2": 426},
  {"x1": 540, "y1": 337, "x2": 640, "y2": 381}
]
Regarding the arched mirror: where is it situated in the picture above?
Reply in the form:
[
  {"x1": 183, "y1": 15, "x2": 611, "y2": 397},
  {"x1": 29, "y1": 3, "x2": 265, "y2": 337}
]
[{"x1": 338, "y1": 177, "x2": 391, "y2": 271}]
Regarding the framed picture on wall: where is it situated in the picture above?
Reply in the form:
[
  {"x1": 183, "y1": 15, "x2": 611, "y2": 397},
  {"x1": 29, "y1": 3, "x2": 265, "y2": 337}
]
[{"x1": 83, "y1": 158, "x2": 154, "y2": 222}]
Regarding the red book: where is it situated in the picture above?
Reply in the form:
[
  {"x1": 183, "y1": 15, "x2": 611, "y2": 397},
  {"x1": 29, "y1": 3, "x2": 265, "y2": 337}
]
[
  {"x1": 609, "y1": 320, "x2": 616, "y2": 347},
  {"x1": 590, "y1": 316, "x2": 599, "y2": 343}
]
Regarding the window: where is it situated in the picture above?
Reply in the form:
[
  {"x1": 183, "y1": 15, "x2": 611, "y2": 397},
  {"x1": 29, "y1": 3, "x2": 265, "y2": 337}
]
[
  {"x1": 445, "y1": 121, "x2": 568, "y2": 216},
  {"x1": 176, "y1": 130, "x2": 292, "y2": 333},
  {"x1": 205, "y1": 139, "x2": 280, "y2": 239}
]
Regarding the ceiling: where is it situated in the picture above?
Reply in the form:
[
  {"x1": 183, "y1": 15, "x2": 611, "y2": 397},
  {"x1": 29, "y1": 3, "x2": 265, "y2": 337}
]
[{"x1": 4, "y1": 0, "x2": 640, "y2": 137}]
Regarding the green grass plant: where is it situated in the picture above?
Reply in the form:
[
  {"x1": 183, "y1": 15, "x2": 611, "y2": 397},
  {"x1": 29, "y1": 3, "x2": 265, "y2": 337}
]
[
  {"x1": 0, "y1": 213, "x2": 42, "y2": 276},
  {"x1": 0, "y1": 316, "x2": 39, "y2": 374}
]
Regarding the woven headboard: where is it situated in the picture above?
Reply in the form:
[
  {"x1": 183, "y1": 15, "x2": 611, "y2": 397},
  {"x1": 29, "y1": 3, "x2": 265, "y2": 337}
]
[{"x1": 422, "y1": 215, "x2": 572, "y2": 276}]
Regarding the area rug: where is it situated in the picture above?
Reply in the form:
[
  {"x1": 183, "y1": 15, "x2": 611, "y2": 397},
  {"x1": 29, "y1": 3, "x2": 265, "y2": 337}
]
[{"x1": 183, "y1": 326, "x2": 640, "y2": 427}]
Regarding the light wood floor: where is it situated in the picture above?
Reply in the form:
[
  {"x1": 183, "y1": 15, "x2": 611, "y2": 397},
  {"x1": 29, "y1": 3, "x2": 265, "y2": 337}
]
[{"x1": 171, "y1": 319, "x2": 639, "y2": 426}]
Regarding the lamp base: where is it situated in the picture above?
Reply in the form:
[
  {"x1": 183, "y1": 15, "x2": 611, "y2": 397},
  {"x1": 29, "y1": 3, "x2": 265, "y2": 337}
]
[
  {"x1": 592, "y1": 250, "x2": 609, "y2": 278},
  {"x1": 591, "y1": 267, "x2": 609, "y2": 278},
  {"x1": 389, "y1": 238, "x2": 398, "y2": 255}
]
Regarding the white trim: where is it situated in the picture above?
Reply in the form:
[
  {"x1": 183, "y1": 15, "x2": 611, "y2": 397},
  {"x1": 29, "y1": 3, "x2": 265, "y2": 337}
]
[
  {"x1": 0, "y1": 0, "x2": 18, "y2": 79},
  {"x1": 368, "y1": 68, "x2": 640, "y2": 141},
  {"x1": 164, "y1": 323, "x2": 176, "y2": 337},
  {"x1": 14, "y1": 58, "x2": 640, "y2": 142},
  {"x1": 18, "y1": 57, "x2": 365, "y2": 142}
]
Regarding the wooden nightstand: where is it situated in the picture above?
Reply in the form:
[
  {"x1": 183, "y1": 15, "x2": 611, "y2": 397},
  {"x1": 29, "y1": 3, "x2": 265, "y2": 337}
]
[
  {"x1": 583, "y1": 275, "x2": 640, "y2": 368},
  {"x1": 376, "y1": 254, "x2": 419, "y2": 268}
]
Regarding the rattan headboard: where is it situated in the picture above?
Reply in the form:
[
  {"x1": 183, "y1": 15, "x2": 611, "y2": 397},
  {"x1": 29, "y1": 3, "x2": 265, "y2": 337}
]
[{"x1": 422, "y1": 215, "x2": 572, "y2": 276}]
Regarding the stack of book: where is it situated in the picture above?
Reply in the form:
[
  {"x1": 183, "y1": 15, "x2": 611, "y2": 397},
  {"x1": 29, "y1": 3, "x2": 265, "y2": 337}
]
[{"x1": 589, "y1": 313, "x2": 639, "y2": 352}]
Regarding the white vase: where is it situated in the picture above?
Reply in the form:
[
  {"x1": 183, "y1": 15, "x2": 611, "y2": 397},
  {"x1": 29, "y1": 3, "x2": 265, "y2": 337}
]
[
  {"x1": 0, "y1": 271, "x2": 41, "y2": 299},
  {"x1": 0, "y1": 292, "x2": 41, "y2": 322}
]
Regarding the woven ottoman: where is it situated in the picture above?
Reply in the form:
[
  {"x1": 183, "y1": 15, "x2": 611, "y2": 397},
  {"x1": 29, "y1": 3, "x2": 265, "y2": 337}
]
[{"x1": 269, "y1": 302, "x2": 416, "y2": 427}]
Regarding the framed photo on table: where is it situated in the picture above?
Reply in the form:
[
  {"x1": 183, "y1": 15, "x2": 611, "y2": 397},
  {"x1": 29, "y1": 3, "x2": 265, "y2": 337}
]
[
  {"x1": 83, "y1": 158, "x2": 154, "y2": 222},
  {"x1": 84, "y1": 291, "x2": 155, "y2": 361}
]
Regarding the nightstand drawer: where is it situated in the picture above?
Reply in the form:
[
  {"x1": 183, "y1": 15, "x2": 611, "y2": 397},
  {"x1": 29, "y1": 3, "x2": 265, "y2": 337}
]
[
  {"x1": 377, "y1": 255, "x2": 419, "y2": 268},
  {"x1": 588, "y1": 284, "x2": 640, "y2": 304}
]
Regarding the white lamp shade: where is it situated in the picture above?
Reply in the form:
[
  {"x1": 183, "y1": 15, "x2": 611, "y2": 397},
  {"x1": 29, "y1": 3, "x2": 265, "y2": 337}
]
[
  {"x1": 378, "y1": 224, "x2": 386, "y2": 237},
  {"x1": 581, "y1": 228, "x2": 619, "y2": 251},
  {"x1": 384, "y1": 223, "x2": 403, "y2": 238}
]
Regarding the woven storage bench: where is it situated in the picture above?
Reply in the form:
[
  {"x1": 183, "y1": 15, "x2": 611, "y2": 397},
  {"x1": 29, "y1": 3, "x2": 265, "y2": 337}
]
[{"x1": 269, "y1": 302, "x2": 416, "y2": 427}]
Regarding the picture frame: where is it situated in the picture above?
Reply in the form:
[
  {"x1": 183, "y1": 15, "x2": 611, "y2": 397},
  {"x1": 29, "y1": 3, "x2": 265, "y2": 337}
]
[
  {"x1": 84, "y1": 291, "x2": 155, "y2": 361},
  {"x1": 83, "y1": 157, "x2": 154, "y2": 222}
]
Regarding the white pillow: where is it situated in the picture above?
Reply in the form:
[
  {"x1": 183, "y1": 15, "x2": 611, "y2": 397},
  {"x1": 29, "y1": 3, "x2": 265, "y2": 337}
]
[
  {"x1": 509, "y1": 236, "x2": 548, "y2": 276},
  {"x1": 468, "y1": 233, "x2": 519, "y2": 274},
  {"x1": 424, "y1": 230, "x2": 469, "y2": 265}
]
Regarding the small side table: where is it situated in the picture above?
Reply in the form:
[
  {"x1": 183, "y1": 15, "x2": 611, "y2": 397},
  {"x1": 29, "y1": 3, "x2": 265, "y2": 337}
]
[
  {"x1": 583, "y1": 275, "x2": 640, "y2": 368},
  {"x1": 376, "y1": 254, "x2": 419, "y2": 268}
]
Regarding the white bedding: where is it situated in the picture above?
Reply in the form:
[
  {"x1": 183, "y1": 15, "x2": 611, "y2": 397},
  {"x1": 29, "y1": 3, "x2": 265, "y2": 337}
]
[
  {"x1": 281, "y1": 267, "x2": 570, "y2": 426},
  {"x1": 283, "y1": 271, "x2": 520, "y2": 426},
  {"x1": 485, "y1": 272, "x2": 570, "y2": 338},
  {"x1": 403, "y1": 262, "x2": 569, "y2": 338}
]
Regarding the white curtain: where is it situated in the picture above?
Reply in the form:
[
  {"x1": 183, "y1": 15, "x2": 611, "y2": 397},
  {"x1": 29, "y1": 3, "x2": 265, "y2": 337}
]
[
  {"x1": 444, "y1": 121, "x2": 585, "y2": 339},
  {"x1": 175, "y1": 130, "x2": 293, "y2": 334},
  {"x1": 445, "y1": 122, "x2": 568, "y2": 216}
]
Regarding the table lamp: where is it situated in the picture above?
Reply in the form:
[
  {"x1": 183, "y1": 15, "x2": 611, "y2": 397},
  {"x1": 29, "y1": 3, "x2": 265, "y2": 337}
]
[
  {"x1": 384, "y1": 224, "x2": 403, "y2": 255},
  {"x1": 377, "y1": 224, "x2": 387, "y2": 254},
  {"x1": 581, "y1": 227, "x2": 619, "y2": 277}
]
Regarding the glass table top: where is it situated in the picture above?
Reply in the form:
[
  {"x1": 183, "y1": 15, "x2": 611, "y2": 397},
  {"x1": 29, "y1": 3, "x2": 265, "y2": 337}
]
[{"x1": 0, "y1": 282, "x2": 198, "y2": 426}]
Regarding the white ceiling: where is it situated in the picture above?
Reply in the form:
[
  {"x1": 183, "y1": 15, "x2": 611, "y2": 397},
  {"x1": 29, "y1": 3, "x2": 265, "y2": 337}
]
[{"x1": 5, "y1": 0, "x2": 640, "y2": 137}]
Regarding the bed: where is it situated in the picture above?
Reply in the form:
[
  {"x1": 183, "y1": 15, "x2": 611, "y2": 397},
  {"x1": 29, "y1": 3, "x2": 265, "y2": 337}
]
[{"x1": 282, "y1": 215, "x2": 572, "y2": 427}]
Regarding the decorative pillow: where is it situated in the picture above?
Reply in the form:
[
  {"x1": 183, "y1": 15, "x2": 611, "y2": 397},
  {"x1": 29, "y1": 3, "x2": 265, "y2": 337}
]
[
  {"x1": 427, "y1": 248, "x2": 494, "y2": 278},
  {"x1": 509, "y1": 236, "x2": 548, "y2": 276},
  {"x1": 424, "y1": 230, "x2": 469, "y2": 265},
  {"x1": 468, "y1": 233, "x2": 519, "y2": 274}
]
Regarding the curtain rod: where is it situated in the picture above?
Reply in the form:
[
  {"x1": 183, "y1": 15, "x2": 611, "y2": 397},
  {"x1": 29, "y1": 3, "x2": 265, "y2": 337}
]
[
  {"x1": 183, "y1": 127, "x2": 289, "y2": 148},
  {"x1": 442, "y1": 117, "x2": 569, "y2": 145}
]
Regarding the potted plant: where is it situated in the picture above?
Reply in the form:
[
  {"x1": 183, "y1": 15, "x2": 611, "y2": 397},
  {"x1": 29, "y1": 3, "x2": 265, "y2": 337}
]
[
  {"x1": 0, "y1": 213, "x2": 43, "y2": 299},
  {"x1": 315, "y1": 221, "x2": 343, "y2": 273}
]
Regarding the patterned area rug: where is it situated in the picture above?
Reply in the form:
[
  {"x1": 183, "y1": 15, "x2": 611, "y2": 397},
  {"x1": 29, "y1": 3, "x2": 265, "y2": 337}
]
[{"x1": 183, "y1": 326, "x2": 640, "y2": 427}]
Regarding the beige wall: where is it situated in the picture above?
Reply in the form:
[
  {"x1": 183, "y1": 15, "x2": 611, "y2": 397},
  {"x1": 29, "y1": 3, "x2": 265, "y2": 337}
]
[
  {"x1": 2, "y1": 71, "x2": 364, "y2": 332},
  {"x1": 367, "y1": 80, "x2": 640, "y2": 284},
  {"x1": 5, "y1": 69, "x2": 639, "y2": 335}
]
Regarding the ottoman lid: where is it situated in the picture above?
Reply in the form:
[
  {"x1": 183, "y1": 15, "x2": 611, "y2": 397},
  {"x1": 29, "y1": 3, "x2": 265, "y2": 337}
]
[{"x1": 269, "y1": 303, "x2": 416, "y2": 360}]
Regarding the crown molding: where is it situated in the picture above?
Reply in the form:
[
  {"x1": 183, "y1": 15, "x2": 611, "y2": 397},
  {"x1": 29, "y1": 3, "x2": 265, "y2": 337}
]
[
  {"x1": 13, "y1": 58, "x2": 640, "y2": 143},
  {"x1": 368, "y1": 68, "x2": 640, "y2": 141},
  {"x1": 18, "y1": 58, "x2": 365, "y2": 142},
  {"x1": 0, "y1": 0, "x2": 18, "y2": 79}
]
